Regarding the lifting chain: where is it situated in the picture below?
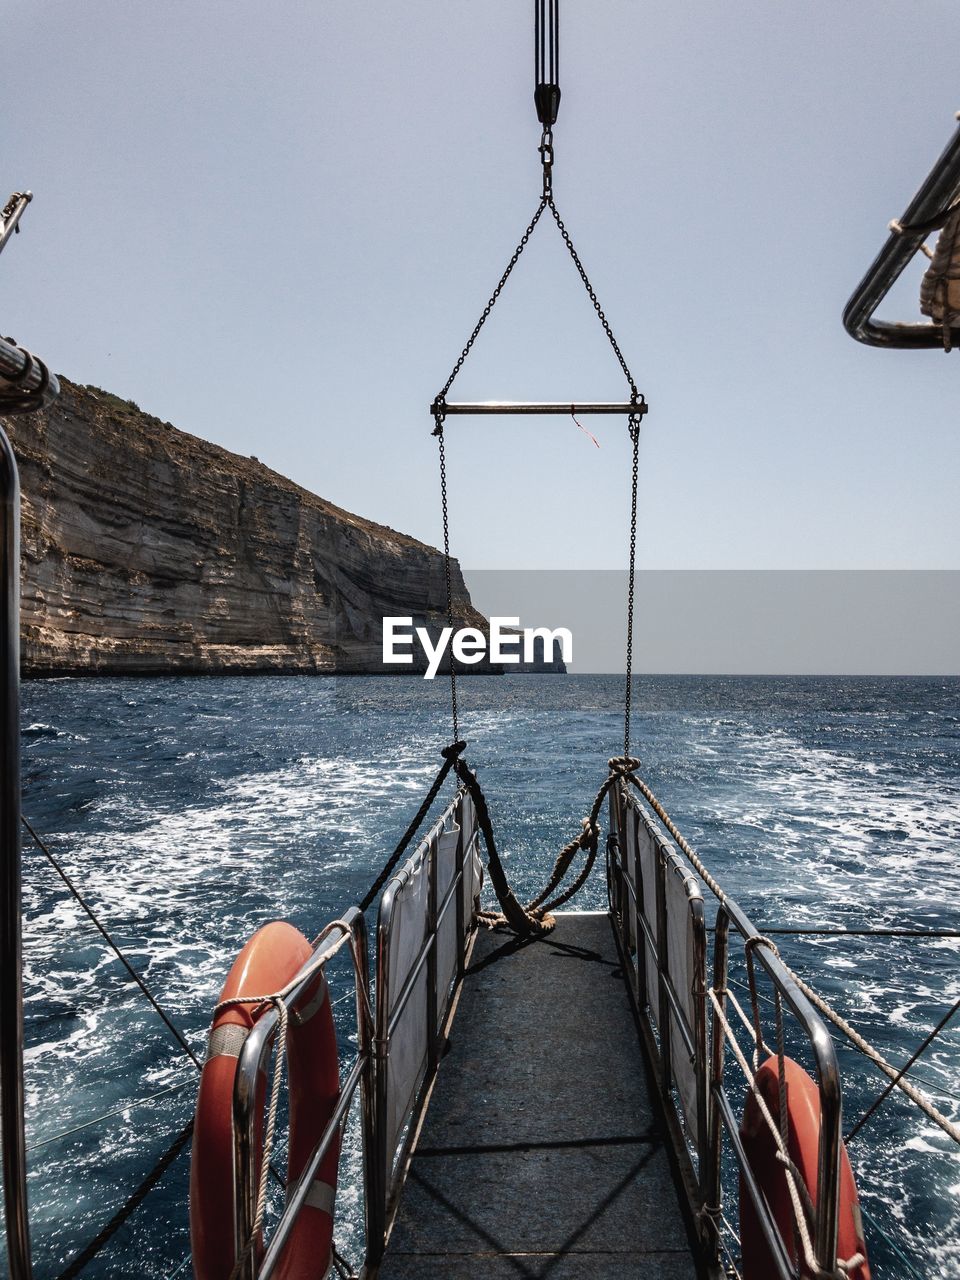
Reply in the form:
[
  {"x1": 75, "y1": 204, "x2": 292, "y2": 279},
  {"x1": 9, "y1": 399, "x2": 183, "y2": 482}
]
[
  {"x1": 433, "y1": 418, "x2": 459, "y2": 743},
  {"x1": 623, "y1": 413, "x2": 641, "y2": 758}
]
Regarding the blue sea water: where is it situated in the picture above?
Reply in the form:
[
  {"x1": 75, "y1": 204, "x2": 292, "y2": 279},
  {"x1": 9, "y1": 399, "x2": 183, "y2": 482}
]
[{"x1": 7, "y1": 673, "x2": 960, "y2": 1279}]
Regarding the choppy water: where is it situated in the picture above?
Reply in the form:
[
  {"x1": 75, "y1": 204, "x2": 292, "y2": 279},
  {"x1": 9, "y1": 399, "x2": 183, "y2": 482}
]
[{"x1": 7, "y1": 674, "x2": 960, "y2": 1278}]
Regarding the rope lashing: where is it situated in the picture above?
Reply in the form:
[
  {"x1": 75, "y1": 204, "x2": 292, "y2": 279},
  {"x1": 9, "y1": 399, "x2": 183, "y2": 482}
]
[
  {"x1": 359, "y1": 741, "x2": 465, "y2": 913},
  {"x1": 744, "y1": 933, "x2": 780, "y2": 1071},
  {"x1": 469, "y1": 760, "x2": 632, "y2": 937},
  {"x1": 917, "y1": 201, "x2": 960, "y2": 349},
  {"x1": 452, "y1": 755, "x2": 555, "y2": 937}
]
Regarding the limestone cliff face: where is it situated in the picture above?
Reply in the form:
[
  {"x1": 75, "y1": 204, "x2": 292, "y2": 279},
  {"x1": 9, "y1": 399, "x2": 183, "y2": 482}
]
[{"x1": 3, "y1": 380, "x2": 485, "y2": 676}]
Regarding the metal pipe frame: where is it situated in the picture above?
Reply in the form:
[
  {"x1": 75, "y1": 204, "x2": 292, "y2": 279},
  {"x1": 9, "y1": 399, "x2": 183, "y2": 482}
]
[
  {"x1": 431, "y1": 399, "x2": 647, "y2": 416},
  {"x1": 0, "y1": 336, "x2": 60, "y2": 409},
  {"x1": 843, "y1": 118, "x2": 960, "y2": 347},
  {"x1": 654, "y1": 840, "x2": 673, "y2": 1101},
  {"x1": 607, "y1": 788, "x2": 843, "y2": 1275},
  {"x1": 231, "y1": 909, "x2": 370, "y2": 1280},
  {"x1": 704, "y1": 909, "x2": 728, "y2": 1271},
  {"x1": 0, "y1": 425, "x2": 31, "y2": 1280},
  {"x1": 369, "y1": 795, "x2": 478, "y2": 1265},
  {"x1": 0, "y1": 193, "x2": 32, "y2": 258}
]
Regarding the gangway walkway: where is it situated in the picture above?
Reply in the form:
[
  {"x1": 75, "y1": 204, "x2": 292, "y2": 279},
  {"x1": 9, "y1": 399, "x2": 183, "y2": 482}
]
[{"x1": 378, "y1": 911, "x2": 700, "y2": 1278}]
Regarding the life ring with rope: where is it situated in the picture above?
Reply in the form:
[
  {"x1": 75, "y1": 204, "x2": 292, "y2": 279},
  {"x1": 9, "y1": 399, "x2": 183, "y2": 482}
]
[
  {"x1": 739, "y1": 1054, "x2": 870, "y2": 1280},
  {"x1": 190, "y1": 921, "x2": 341, "y2": 1280}
]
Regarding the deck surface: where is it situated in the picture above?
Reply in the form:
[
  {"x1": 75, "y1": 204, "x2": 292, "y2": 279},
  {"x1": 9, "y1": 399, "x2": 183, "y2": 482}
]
[{"x1": 378, "y1": 911, "x2": 699, "y2": 1279}]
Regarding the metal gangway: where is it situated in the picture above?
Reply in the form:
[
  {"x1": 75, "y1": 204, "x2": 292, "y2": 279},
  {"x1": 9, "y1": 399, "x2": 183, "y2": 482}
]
[{"x1": 216, "y1": 780, "x2": 852, "y2": 1280}]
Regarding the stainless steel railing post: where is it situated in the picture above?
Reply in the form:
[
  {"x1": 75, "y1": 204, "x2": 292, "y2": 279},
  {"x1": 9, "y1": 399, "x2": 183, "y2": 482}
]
[
  {"x1": 426, "y1": 834, "x2": 439, "y2": 1075},
  {"x1": 454, "y1": 798, "x2": 466, "y2": 986},
  {"x1": 369, "y1": 885, "x2": 395, "y2": 1265},
  {"x1": 689, "y1": 889, "x2": 709, "y2": 1203},
  {"x1": 352, "y1": 912, "x2": 379, "y2": 1271},
  {"x1": 0, "y1": 424, "x2": 31, "y2": 1280},
  {"x1": 654, "y1": 841, "x2": 672, "y2": 1099},
  {"x1": 631, "y1": 810, "x2": 645, "y2": 1009},
  {"x1": 704, "y1": 907, "x2": 729, "y2": 1267}
]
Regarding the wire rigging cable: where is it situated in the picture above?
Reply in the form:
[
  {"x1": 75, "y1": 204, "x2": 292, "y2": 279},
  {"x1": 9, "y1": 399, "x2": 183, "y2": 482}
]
[{"x1": 21, "y1": 815, "x2": 201, "y2": 1070}]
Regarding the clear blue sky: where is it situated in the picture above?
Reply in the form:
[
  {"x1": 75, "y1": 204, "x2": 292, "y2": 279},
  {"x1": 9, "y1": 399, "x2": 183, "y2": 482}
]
[{"x1": 5, "y1": 1, "x2": 960, "y2": 570}]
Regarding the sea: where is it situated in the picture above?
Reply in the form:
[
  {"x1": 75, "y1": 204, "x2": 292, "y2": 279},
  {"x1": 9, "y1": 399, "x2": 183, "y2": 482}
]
[{"x1": 8, "y1": 673, "x2": 960, "y2": 1279}]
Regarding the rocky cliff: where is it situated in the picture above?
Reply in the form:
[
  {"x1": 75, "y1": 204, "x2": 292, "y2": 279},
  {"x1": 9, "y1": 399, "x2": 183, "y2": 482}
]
[{"x1": 2, "y1": 379, "x2": 486, "y2": 676}]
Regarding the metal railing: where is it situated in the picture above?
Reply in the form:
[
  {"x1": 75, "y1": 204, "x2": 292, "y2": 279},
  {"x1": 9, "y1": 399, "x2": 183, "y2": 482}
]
[
  {"x1": 843, "y1": 116, "x2": 960, "y2": 348},
  {"x1": 229, "y1": 790, "x2": 480, "y2": 1276},
  {"x1": 607, "y1": 783, "x2": 844, "y2": 1279},
  {"x1": 0, "y1": 185, "x2": 59, "y2": 1280},
  {"x1": 370, "y1": 790, "x2": 481, "y2": 1262}
]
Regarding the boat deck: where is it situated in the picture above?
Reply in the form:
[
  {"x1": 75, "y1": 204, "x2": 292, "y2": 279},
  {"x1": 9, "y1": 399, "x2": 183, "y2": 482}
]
[{"x1": 377, "y1": 911, "x2": 700, "y2": 1279}]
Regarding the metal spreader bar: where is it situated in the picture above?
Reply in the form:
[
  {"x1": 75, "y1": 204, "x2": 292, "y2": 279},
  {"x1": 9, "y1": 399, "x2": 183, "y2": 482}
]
[
  {"x1": 431, "y1": 399, "x2": 647, "y2": 417},
  {"x1": 844, "y1": 117, "x2": 960, "y2": 347}
]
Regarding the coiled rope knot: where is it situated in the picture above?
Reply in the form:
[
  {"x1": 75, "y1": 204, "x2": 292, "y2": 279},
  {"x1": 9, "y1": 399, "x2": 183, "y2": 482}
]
[
  {"x1": 607, "y1": 754, "x2": 641, "y2": 779},
  {"x1": 578, "y1": 816, "x2": 599, "y2": 851},
  {"x1": 743, "y1": 933, "x2": 781, "y2": 961},
  {"x1": 441, "y1": 739, "x2": 467, "y2": 762}
]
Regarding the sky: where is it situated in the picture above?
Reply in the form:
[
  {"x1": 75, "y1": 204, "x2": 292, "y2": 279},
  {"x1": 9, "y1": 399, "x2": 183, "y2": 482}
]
[{"x1": 4, "y1": 1, "x2": 960, "y2": 573}]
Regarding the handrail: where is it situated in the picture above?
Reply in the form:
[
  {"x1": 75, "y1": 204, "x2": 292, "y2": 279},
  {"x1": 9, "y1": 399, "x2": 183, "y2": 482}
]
[
  {"x1": 0, "y1": 185, "x2": 61, "y2": 1280},
  {"x1": 608, "y1": 784, "x2": 844, "y2": 1276},
  {"x1": 227, "y1": 793, "x2": 479, "y2": 1275},
  {"x1": 0, "y1": 427, "x2": 30, "y2": 1280},
  {"x1": 843, "y1": 117, "x2": 960, "y2": 348}
]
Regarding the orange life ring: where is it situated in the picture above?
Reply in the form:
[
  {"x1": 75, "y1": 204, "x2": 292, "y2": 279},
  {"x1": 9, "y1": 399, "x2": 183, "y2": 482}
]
[
  {"x1": 739, "y1": 1054, "x2": 870, "y2": 1280},
  {"x1": 190, "y1": 921, "x2": 341, "y2": 1280}
]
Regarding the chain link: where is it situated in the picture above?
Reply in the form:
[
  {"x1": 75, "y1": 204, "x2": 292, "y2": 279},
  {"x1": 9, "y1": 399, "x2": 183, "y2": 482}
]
[
  {"x1": 623, "y1": 414, "x2": 641, "y2": 758},
  {"x1": 434, "y1": 199, "x2": 549, "y2": 409},
  {"x1": 546, "y1": 197, "x2": 639, "y2": 401},
  {"x1": 539, "y1": 127, "x2": 554, "y2": 196},
  {"x1": 435, "y1": 417, "x2": 459, "y2": 742},
  {"x1": 431, "y1": 183, "x2": 646, "y2": 758}
]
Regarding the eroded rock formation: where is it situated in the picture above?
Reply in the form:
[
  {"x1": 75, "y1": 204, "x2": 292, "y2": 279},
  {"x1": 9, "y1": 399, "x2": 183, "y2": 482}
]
[{"x1": 3, "y1": 379, "x2": 485, "y2": 676}]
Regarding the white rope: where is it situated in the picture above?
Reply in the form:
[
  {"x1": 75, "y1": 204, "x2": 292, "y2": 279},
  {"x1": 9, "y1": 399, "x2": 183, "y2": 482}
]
[
  {"x1": 727, "y1": 986, "x2": 773, "y2": 1063},
  {"x1": 889, "y1": 218, "x2": 935, "y2": 259},
  {"x1": 624, "y1": 774, "x2": 960, "y2": 1146},
  {"x1": 787, "y1": 969, "x2": 960, "y2": 1145}
]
